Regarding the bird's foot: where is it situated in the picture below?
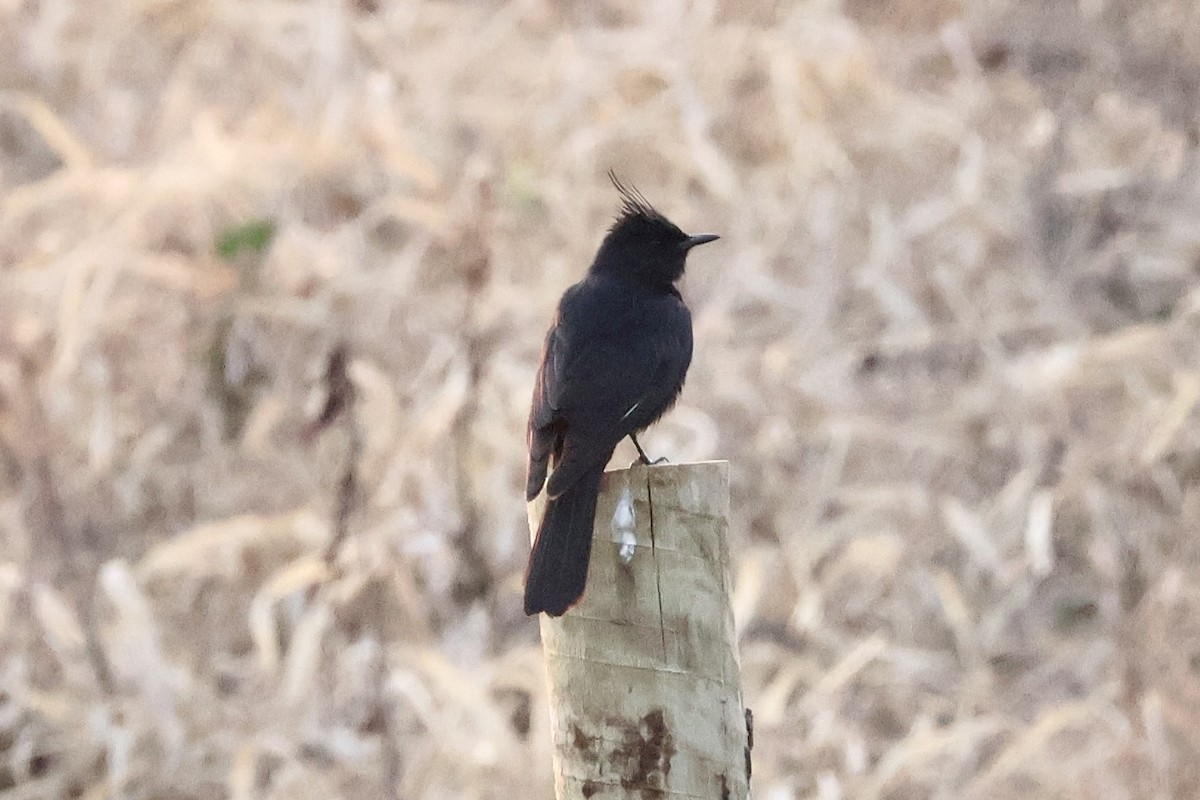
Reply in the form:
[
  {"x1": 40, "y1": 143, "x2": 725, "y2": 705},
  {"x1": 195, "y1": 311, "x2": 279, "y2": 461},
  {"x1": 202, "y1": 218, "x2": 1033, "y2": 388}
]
[
  {"x1": 629, "y1": 433, "x2": 668, "y2": 467},
  {"x1": 627, "y1": 456, "x2": 669, "y2": 469}
]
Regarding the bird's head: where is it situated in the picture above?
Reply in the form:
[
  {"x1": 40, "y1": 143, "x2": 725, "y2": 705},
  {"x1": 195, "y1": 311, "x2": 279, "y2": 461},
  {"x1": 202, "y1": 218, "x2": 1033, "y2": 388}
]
[{"x1": 590, "y1": 172, "x2": 719, "y2": 289}]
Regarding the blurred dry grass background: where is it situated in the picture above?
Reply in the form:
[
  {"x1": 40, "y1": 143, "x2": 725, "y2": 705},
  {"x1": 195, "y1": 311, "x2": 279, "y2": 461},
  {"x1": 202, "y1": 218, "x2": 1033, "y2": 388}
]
[{"x1": 2, "y1": 0, "x2": 1200, "y2": 797}]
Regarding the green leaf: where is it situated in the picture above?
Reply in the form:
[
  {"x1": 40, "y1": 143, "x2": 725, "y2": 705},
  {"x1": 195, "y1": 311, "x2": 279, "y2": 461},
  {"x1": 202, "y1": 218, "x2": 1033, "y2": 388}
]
[{"x1": 216, "y1": 219, "x2": 277, "y2": 261}]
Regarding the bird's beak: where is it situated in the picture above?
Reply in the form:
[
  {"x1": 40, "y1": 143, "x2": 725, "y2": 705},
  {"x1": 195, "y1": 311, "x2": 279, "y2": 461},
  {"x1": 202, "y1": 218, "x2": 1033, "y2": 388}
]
[{"x1": 681, "y1": 233, "x2": 720, "y2": 252}]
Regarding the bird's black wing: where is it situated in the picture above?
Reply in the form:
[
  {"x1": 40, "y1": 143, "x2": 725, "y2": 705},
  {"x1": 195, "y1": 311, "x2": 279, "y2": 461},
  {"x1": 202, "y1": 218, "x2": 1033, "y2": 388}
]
[
  {"x1": 525, "y1": 316, "x2": 565, "y2": 501},
  {"x1": 528, "y1": 278, "x2": 692, "y2": 501}
]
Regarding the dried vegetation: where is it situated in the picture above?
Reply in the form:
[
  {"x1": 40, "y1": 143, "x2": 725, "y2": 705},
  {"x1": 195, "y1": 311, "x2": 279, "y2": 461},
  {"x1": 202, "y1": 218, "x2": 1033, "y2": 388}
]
[{"x1": 2, "y1": 0, "x2": 1200, "y2": 797}]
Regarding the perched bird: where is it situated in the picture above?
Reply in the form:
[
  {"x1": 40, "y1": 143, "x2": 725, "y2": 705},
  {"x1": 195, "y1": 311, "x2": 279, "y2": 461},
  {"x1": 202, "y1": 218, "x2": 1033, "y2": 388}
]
[{"x1": 524, "y1": 173, "x2": 719, "y2": 616}]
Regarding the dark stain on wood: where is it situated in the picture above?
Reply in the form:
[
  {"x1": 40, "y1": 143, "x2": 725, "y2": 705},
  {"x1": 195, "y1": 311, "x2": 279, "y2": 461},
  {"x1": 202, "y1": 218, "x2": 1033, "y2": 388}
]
[{"x1": 608, "y1": 708, "x2": 675, "y2": 797}]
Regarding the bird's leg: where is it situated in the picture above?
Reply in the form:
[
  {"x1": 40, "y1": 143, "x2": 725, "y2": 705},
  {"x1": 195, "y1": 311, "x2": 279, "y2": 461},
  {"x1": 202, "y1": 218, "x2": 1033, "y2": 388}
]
[
  {"x1": 631, "y1": 434, "x2": 651, "y2": 464},
  {"x1": 630, "y1": 433, "x2": 669, "y2": 466}
]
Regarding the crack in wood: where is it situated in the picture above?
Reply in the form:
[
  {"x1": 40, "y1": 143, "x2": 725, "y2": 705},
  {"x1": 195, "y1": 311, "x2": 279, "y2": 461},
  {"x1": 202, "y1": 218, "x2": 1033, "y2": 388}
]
[{"x1": 646, "y1": 470, "x2": 668, "y2": 661}]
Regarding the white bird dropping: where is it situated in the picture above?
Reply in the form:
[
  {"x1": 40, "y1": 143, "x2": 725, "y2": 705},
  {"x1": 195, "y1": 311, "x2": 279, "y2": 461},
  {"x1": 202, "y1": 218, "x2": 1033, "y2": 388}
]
[{"x1": 612, "y1": 484, "x2": 637, "y2": 563}]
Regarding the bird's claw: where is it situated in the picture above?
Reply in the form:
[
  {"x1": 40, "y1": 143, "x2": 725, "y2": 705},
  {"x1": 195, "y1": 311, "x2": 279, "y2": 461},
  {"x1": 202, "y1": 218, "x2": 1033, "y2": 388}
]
[{"x1": 630, "y1": 455, "x2": 670, "y2": 468}]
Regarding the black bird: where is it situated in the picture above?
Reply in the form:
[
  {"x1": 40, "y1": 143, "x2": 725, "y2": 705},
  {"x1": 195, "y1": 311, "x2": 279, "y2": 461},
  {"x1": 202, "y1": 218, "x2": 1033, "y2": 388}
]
[{"x1": 524, "y1": 174, "x2": 718, "y2": 616}]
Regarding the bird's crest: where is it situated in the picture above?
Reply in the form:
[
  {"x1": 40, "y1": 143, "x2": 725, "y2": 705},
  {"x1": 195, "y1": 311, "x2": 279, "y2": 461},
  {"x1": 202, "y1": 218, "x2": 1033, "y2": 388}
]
[{"x1": 608, "y1": 170, "x2": 672, "y2": 231}]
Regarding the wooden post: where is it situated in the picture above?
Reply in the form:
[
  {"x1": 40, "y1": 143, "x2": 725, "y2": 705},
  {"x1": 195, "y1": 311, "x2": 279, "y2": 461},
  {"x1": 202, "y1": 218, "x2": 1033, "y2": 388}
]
[{"x1": 528, "y1": 461, "x2": 749, "y2": 799}]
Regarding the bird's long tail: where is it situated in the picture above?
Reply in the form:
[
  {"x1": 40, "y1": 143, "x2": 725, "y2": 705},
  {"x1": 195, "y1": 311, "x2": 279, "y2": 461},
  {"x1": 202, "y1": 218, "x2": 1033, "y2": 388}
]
[{"x1": 524, "y1": 466, "x2": 604, "y2": 616}]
